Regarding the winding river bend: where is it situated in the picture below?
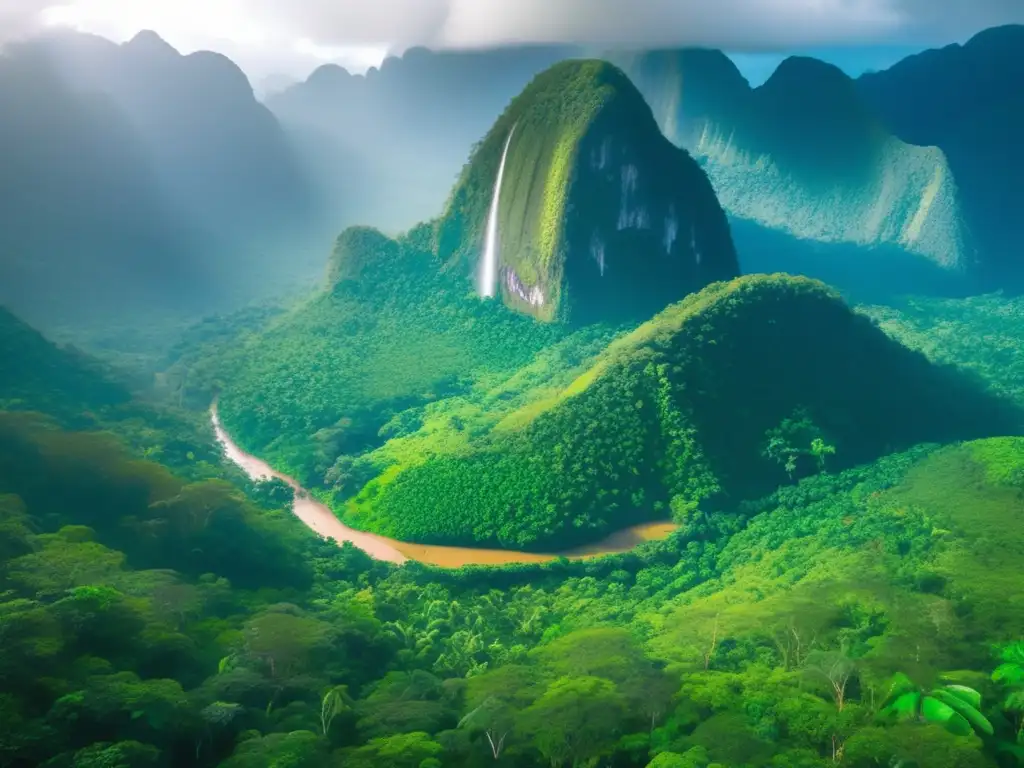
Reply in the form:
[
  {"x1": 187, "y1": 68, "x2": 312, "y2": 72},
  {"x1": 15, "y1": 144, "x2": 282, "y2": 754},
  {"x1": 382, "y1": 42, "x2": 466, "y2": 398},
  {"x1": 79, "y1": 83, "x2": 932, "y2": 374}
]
[{"x1": 212, "y1": 406, "x2": 676, "y2": 568}]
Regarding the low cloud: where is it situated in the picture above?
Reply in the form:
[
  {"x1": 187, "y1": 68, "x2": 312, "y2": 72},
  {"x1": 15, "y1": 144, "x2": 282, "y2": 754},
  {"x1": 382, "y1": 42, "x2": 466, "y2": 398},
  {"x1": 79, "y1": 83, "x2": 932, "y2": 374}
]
[
  {"x1": 252, "y1": 0, "x2": 1024, "y2": 51},
  {"x1": 7, "y1": 0, "x2": 1024, "y2": 79},
  {"x1": 0, "y1": 0, "x2": 52, "y2": 42}
]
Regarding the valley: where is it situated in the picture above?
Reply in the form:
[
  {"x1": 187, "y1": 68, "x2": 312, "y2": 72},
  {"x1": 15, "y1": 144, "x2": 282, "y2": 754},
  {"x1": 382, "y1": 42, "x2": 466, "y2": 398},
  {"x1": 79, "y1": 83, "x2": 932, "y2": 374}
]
[
  {"x1": 3, "y1": 18, "x2": 1024, "y2": 768},
  {"x1": 212, "y1": 401, "x2": 677, "y2": 567}
]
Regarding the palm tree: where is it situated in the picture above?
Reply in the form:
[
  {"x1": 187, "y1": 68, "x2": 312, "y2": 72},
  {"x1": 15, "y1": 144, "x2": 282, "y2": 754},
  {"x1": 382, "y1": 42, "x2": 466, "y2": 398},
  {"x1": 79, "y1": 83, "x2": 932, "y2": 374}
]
[{"x1": 880, "y1": 672, "x2": 993, "y2": 738}]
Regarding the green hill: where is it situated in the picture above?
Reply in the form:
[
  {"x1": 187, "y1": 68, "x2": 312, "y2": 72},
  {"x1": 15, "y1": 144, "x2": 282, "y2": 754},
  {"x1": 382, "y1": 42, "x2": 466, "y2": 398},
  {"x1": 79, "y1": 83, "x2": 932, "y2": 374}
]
[
  {"x1": 436, "y1": 59, "x2": 738, "y2": 324},
  {"x1": 0, "y1": 307, "x2": 130, "y2": 420},
  {"x1": 616, "y1": 50, "x2": 972, "y2": 273},
  {"x1": 329, "y1": 274, "x2": 1017, "y2": 550},
  {"x1": 216, "y1": 226, "x2": 574, "y2": 488},
  {"x1": 0, "y1": 306, "x2": 223, "y2": 479}
]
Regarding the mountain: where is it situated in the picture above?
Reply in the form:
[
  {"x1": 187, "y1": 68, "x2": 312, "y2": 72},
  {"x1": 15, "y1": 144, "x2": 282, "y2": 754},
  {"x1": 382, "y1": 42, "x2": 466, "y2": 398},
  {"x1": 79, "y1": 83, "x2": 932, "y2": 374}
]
[
  {"x1": 0, "y1": 304, "x2": 228, "y2": 477},
  {"x1": 267, "y1": 44, "x2": 574, "y2": 233},
  {"x1": 858, "y1": 25, "x2": 1024, "y2": 288},
  {"x1": 0, "y1": 47, "x2": 199, "y2": 328},
  {"x1": 0, "y1": 30, "x2": 329, "y2": 332},
  {"x1": 217, "y1": 224, "x2": 570, "y2": 487},
  {"x1": 215, "y1": 60, "x2": 739, "y2": 480},
  {"x1": 339, "y1": 274, "x2": 1016, "y2": 549},
  {"x1": 615, "y1": 49, "x2": 975, "y2": 284},
  {"x1": 436, "y1": 60, "x2": 738, "y2": 324},
  {"x1": 0, "y1": 306, "x2": 131, "y2": 420}
]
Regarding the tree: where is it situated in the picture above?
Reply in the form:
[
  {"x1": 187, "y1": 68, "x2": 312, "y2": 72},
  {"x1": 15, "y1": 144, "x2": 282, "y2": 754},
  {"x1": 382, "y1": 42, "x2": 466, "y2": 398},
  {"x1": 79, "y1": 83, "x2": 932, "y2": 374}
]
[
  {"x1": 343, "y1": 732, "x2": 443, "y2": 768},
  {"x1": 243, "y1": 606, "x2": 332, "y2": 681},
  {"x1": 810, "y1": 438, "x2": 836, "y2": 472},
  {"x1": 992, "y1": 641, "x2": 1024, "y2": 750},
  {"x1": 532, "y1": 628, "x2": 675, "y2": 726},
  {"x1": 879, "y1": 673, "x2": 993, "y2": 738},
  {"x1": 804, "y1": 649, "x2": 856, "y2": 713},
  {"x1": 518, "y1": 676, "x2": 627, "y2": 767},
  {"x1": 460, "y1": 665, "x2": 541, "y2": 760},
  {"x1": 320, "y1": 685, "x2": 353, "y2": 737},
  {"x1": 845, "y1": 723, "x2": 990, "y2": 768},
  {"x1": 646, "y1": 747, "x2": 710, "y2": 767},
  {"x1": 218, "y1": 730, "x2": 327, "y2": 768}
]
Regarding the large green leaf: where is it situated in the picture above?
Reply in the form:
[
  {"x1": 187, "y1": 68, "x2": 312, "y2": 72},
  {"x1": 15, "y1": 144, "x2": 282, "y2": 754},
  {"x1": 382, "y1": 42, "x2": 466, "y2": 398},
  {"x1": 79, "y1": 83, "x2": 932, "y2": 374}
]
[
  {"x1": 940, "y1": 684, "x2": 983, "y2": 710},
  {"x1": 881, "y1": 690, "x2": 921, "y2": 718},
  {"x1": 881, "y1": 673, "x2": 919, "y2": 709},
  {"x1": 921, "y1": 696, "x2": 971, "y2": 736},
  {"x1": 930, "y1": 688, "x2": 994, "y2": 736}
]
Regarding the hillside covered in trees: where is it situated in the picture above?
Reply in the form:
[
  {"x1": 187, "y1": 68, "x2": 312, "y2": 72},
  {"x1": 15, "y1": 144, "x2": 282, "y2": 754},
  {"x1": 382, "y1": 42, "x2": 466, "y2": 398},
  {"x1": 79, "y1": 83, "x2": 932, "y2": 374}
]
[
  {"x1": 3, "y1": 316, "x2": 1024, "y2": 766},
  {"x1": 216, "y1": 266, "x2": 1019, "y2": 551},
  {"x1": 5, "y1": 21, "x2": 1024, "y2": 768}
]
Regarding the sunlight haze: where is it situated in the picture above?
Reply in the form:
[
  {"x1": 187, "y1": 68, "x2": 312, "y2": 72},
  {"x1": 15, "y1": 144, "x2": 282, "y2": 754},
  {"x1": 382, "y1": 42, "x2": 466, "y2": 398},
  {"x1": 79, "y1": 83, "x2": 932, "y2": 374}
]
[{"x1": 0, "y1": 0, "x2": 1019, "y2": 81}]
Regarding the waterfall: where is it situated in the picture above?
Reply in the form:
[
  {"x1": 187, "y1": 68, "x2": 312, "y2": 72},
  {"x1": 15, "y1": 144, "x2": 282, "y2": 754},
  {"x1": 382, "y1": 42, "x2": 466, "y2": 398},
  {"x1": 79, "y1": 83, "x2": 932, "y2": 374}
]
[{"x1": 479, "y1": 123, "x2": 517, "y2": 298}]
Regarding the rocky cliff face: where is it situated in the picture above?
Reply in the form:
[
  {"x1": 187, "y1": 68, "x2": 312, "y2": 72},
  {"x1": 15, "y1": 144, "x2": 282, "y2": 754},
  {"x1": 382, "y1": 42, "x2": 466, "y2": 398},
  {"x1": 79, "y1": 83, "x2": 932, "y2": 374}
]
[
  {"x1": 436, "y1": 60, "x2": 738, "y2": 324},
  {"x1": 858, "y1": 25, "x2": 1024, "y2": 287},
  {"x1": 616, "y1": 50, "x2": 975, "y2": 274}
]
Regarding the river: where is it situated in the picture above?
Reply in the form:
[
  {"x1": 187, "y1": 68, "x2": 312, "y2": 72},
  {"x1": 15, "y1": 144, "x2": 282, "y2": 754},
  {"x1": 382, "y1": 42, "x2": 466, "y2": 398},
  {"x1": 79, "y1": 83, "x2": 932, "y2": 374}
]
[{"x1": 211, "y1": 405, "x2": 676, "y2": 568}]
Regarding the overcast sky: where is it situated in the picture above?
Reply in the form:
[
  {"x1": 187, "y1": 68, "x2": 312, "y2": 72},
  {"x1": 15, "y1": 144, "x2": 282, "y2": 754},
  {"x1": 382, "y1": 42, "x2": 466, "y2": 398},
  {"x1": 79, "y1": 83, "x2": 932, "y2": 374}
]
[{"x1": 2, "y1": 0, "x2": 1023, "y2": 86}]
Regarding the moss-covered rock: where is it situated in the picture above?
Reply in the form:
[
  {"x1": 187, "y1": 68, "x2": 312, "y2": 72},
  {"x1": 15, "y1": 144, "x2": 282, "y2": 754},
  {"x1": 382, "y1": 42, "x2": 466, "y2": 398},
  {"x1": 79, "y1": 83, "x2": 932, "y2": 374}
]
[
  {"x1": 436, "y1": 59, "x2": 739, "y2": 324},
  {"x1": 617, "y1": 50, "x2": 973, "y2": 272}
]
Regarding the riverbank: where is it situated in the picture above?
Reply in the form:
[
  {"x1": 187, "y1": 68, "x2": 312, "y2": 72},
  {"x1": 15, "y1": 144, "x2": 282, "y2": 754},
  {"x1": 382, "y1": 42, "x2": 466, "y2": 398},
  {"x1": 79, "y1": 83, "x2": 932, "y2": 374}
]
[{"x1": 211, "y1": 405, "x2": 676, "y2": 568}]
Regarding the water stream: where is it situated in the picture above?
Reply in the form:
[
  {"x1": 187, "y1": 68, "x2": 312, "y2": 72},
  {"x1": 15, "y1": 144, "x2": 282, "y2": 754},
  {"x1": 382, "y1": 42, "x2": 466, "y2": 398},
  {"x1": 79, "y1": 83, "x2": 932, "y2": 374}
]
[
  {"x1": 211, "y1": 405, "x2": 676, "y2": 568},
  {"x1": 479, "y1": 124, "x2": 517, "y2": 298}
]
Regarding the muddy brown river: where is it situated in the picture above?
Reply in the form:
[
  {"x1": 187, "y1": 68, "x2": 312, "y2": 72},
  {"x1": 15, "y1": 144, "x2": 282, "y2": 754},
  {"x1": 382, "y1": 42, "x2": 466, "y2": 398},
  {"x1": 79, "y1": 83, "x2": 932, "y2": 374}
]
[{"x1": 212, "y1": 405, "x2": 675, "y2": 568}]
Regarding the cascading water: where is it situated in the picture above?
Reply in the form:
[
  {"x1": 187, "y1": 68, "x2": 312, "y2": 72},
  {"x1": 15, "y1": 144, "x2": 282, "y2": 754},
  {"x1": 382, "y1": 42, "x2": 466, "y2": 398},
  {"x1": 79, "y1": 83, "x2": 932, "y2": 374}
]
[{"x1": 479, "y1": 123, "x2": 517, "y2": 298}]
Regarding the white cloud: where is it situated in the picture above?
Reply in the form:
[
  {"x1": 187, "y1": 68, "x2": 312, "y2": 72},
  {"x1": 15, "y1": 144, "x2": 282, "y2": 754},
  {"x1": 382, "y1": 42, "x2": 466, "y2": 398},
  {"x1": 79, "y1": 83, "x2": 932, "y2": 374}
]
[
  {"x1": 6, "y1": 0, "x2": 1024, "y2": 79},
  {"x1": 0, "y1": 0, "x2": 53, "y2": 41}
]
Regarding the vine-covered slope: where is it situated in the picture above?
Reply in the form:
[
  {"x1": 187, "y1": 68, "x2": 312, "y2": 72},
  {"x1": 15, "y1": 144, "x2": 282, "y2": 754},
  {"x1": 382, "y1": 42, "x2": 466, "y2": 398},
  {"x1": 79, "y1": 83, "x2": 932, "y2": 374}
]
[
  {"x1": 436, "y1": 59, "x2": 738, "y2": 324},
  {"x1": 617, "y1": 50, "x2": 973, "y2": 272},
  {"x1": 339, "y1": 274, "x2": 1018, "y2": 549}
]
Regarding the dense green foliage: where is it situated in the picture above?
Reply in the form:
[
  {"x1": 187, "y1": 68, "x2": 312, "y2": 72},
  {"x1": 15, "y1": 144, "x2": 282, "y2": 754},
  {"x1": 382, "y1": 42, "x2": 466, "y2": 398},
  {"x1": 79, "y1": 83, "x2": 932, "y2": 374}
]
[
  {"x1": 216, "y1": 228, "x2": 568, "y2": 487},
  {"x1": 4, "y1": 399, "x2": 1024, "y2": 766},
  {"x1": 436, "y1": 59, "x2": 737, "y2": 323},
  {"x1": 335, "y1": 274, "x2": 1014, "y2": 549},
  {"x1": 0, "y1": 307, "x2": 227, "y2": 482},
  {"x1": 860, "y1": 293, "x2": 1024, "y2": 405}
]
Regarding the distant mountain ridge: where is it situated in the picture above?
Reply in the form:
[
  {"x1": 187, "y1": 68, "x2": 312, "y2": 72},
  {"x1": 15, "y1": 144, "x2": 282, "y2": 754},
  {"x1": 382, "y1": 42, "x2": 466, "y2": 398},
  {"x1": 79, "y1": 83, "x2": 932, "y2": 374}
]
[
  {"x1": 615, "y1": 48, "x2": 974, "y2": 276},
  {"x1": 267, "y1": 44, "x2": 575, "y2": 233},
  {"x1": 0, "y1": 30, "x2": 331, "y2": 332},
  {"x1": 858, "y1": 24, "x2": 1024, "y2": 287}
]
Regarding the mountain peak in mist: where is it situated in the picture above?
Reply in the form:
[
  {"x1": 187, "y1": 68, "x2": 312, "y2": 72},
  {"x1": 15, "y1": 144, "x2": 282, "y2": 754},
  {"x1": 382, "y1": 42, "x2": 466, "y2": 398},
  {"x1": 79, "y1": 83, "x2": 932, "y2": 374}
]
[
  {"x1": 125, "y1": 29, "x2": 178, "y2": 57},
  {"x1": 305, "y1": 63, "x2": 355, "y2": 88}
]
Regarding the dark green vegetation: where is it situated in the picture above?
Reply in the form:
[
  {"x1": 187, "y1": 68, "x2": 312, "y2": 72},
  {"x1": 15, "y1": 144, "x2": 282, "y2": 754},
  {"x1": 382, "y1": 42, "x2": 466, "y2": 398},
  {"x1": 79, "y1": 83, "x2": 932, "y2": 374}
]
[
  {"x1": 615, "y1": 49, "x2": 971, "y2": 276},
  {"x1": 353, "y1": 275, "x2": 1017, "y2": 548},
  {"x1": 436, "y1": 59, "x2": 738, "y2": 324},
  {"x1": 216, "y1": 226, "x2": 569, "y2": 488},
  {"x1": 0, "y1": 307, "x2": 225, "y2": 482},
  {"x1": 5, "y1": 339, "x2": 1024, "y2": 766},
  {"x1": 219, "y1": 270, "x2": 1018, "y2": 551},
  {"x1": 859, "y1": 293, "x2": 1024, "y2": 406}
]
